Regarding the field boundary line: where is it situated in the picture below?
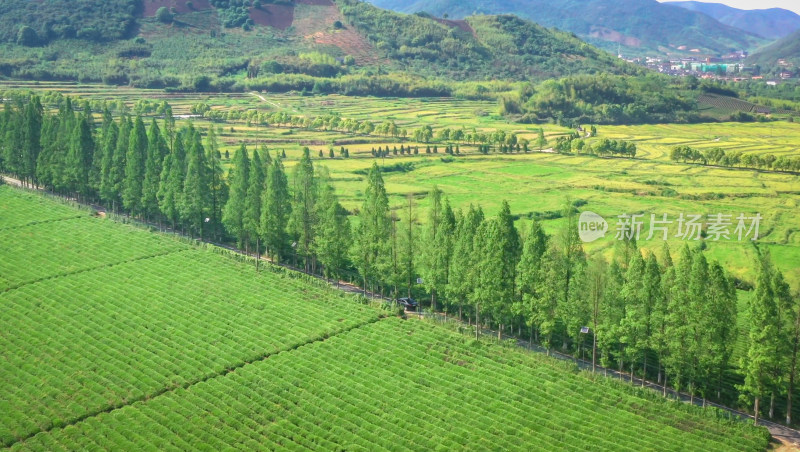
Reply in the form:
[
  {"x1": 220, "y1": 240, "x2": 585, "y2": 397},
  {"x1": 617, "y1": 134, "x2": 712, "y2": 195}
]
[
  {"x1": 0, "y1": 215, "x2": 87, "y2": 232},
  {"x1": 2, "y1": 248, "x2": 191, "y2": 294},
  {"x1": 2, "y1": 314, "x2": 388, "y2": 449}
]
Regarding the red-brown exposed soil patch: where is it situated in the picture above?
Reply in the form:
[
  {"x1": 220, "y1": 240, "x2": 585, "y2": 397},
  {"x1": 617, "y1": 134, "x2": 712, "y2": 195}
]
[
  {"x1": 292, "y1": 3, "x2": 382, "y2": 65},
  {"x1": 249, "y1": 5, "x2": 294, "y2": 30},
  {"x1": 142, "y1": 0, "x2": 212, "y2": 17},
  {"x1": 433, "y1": 18, "x2": 474, "y2": 35},
  {"x1": 296, "y1": 0, "x2": 333, "y2": 5}
]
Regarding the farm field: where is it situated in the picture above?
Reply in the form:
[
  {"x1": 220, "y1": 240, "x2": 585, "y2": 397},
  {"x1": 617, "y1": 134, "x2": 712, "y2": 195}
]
[
  {"x1": 0, "y1": 186, "x2": 382, "y2": 447},
  {"x1": 1, "y1": 82, "x2": 797, "y2": 287},
  {"x1": 8, "y1": 318, "x2": 770, "y2": 452},
  {"x1": 0, "y1": 186, "x2": 771, "y2": 451}
]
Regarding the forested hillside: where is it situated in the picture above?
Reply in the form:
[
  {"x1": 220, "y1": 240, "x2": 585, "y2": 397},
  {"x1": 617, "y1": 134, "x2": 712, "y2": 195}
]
[
  {"x1": 747, "y1": 29, "x2": 800, "y2": 68},
  {"x1": 0, "y1": 0, "x2": 637, "y2": 93},
  {"x1": 0, "y1": 0, "x2": 139, "y2": 45}
]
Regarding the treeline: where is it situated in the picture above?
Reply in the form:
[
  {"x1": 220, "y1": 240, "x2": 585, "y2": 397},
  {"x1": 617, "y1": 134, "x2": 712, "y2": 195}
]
[
  {"x1": 670, "y1": 145, "x2": 800, "y2": 173},
  {"x1": 0, "y1": 95, "x2": 228, "y2": 239},
  {"x1": 0, "y1": 0, "x2": 138, "y2": 45}
]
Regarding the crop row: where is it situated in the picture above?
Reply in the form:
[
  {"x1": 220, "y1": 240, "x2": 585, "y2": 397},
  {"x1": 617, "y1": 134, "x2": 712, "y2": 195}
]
[
  {"x1": 0, "y1": 250, "x2": 381, "y2": 447},
  {"x1": 0, "y1": 215, "x2": 189, "y2": 290},
  {"x1": 0, "y1": 187, "x2": 85, "y2": 230},
  {"x1": 10, "y1": 318, "x2": 769, "y2": 451}
]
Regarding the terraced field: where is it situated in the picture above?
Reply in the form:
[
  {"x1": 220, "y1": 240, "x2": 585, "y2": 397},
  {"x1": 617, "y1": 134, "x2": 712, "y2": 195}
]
[{"x1": 0, "y1": 185, "x2": 771, "y2": 451}]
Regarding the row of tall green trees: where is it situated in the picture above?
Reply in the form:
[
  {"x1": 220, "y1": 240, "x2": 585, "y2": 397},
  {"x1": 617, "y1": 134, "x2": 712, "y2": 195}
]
[
  {"x1": 670, "y1": 145, "x2": 800, "y2": 173},
  {"x1": 0, "y1": 95, "x2": 228, "y2": 239}
]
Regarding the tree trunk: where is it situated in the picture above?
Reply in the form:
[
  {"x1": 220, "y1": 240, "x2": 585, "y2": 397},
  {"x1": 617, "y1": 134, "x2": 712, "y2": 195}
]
[
  {"x1": 769, "y1": 392, "x2": 775, "y2": 419},
  {"x1": 663, "y1": 374, "x2": 668, "y2": 398},
  {"x1": 592, "y1": 332, "x2": 597, "y2": 374},
  {"x1": 787, "y1": 386, "x2": 793, "y2": 426},
  {"x1": 631, "y1": 363, "x2": 635, "y2": 385},
  {"x1": 256, "y1": 237, "x2": 260, "y2": 272},
  {"x1": 754, "y1": 397, "x2": 760, "y2": 426},
  {"x1": 642, "y1": 353, "x2": 647, "y2": 387},
  {"x1": 475, "y1": 304, "x2": 480, "y2": 340},
  {"x1": 530, "y1": 324, "x2": 534, "y2": 348},
  {"x1": 498, "y1": 324, "x2": 502, "y2": 341}
]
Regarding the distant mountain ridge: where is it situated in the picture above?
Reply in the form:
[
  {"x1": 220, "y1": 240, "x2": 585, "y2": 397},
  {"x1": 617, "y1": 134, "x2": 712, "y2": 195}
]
[
  {"x1": 366, "y1": 0, "x2": 767, "y2": 56},
  {"x1": 665, "y1": 1, "x2": 800, "y2": 40}
]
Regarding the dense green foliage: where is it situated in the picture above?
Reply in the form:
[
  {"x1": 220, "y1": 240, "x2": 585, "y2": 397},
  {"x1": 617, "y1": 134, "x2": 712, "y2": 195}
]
[
  {"x1": 517, "y1": 74, "x2": 698, "y2": 125},
  {"x1": 338, "y1": 0, "x2": 639, "y2": 80},
  {"x1": 0, "y1": 0, "x2": 139, "y2": 45}
]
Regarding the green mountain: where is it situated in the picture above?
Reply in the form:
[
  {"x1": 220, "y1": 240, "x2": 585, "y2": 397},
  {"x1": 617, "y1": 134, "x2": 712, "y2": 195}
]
[
  {"x1": 365, "y1": 0, "x2": 767, "y2": 57},
  {"x1": 665, "y1": 1, "x2": 800, "y2": 40},
  {"x1": 747, "y1": 29, "x2": 800, "y2": 67},
  {"x1": 0, "y1": 0, "x2": 640, "y2": 93}
]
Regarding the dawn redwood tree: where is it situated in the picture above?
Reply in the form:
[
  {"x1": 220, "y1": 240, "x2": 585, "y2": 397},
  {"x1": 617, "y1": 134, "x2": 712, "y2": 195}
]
[
  {"x1": 110, "y1": 116, "x2": 131, "y2": 212},
  {"x1": 447, "y1": 205, "x2": 483, "y2": 322},
  {"x1": 493, "y1": 200, "x2": 521, "y2": 339},
  {"x1": 740, "y1": 253, "x2": 782, "y2": 425},
  {"x1": 352, "y1": 163, "x2": 390, "y2": 296},
  {"x1": 651, "y1": 242, "x2": 674, "y2": 390},
  {"x1": 243, "y1": 149, "x2": 266, "y2": 260},
  {"x1": 585, "y1": 255, "x2": 607, "y2": 372},
  {"x1": 22, "y1": 96, "x2": 42, "y2": 186},
  {"x1": 313, "y1": 168, "x2": 351, "y2": 284},
  {"x1": 620, "y1": 252, "x2": 647, "y2": 384},
  {"x1": 421, "y1": 187, "x2": 446, "y2": 311},
  {"x1": 123, "y1": 116, "x2": 147, "y2": 216},
  {"x1": 707, "y1": 259, "x2": 737, "y2": 400},
  {"x1": 515, "y1": 219, "x2": 548, "y2": 345},
  {"x1": 98, "y1": 116, "x2": 119, "y2": 207},
  {"x1": 157, "y1": 133, "x2": 185, "y2": 231},
  {"x1": 641, "y1": 252, "x2": 663, "y2": 386},
  {"x1": 688, "y1": 249, "x2": 714, "y2": 403},
  {"x1": 260, "y1": 156, "x2": 291, "y2": 263},
  {"x1": 598, "y1": 260, "x2": 625, "y2": 373},
  {"x1": 205, "y1": 127, "x2": 227, "y2": 241},
  {"x1": 785, "y1": 288, "x2": 800, "y2": 425},
  {"x1": 471, "y1": 218, "x2": 501, "y2": 339},
  {"x1": 398, "y1": 194, "x2": 417, "y2": 299},
  {"x1": 555, "y1": 200, "x2": 586, "y2": 351},
  {"x1": 180, "y1": 131, "x2": 209, "y2": 238},
  {"x1": 142, "y1": 119, "x2": 167, "y2": 221},
  {"x1": 289, "y1": 147, "x2": 317, "y2": 272},
  {"x1": 66, "y1": 116, "x2": 94, "y2": 201},
  {"x1": 222, "y1": 144, "x2": 250, "y2": 248},
  {"x1": 664, "y1": 246, "x2": 694, "y2": 397},
  {"x1": 769, "y1": 266, "x2": 793, "y2": 419}
]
